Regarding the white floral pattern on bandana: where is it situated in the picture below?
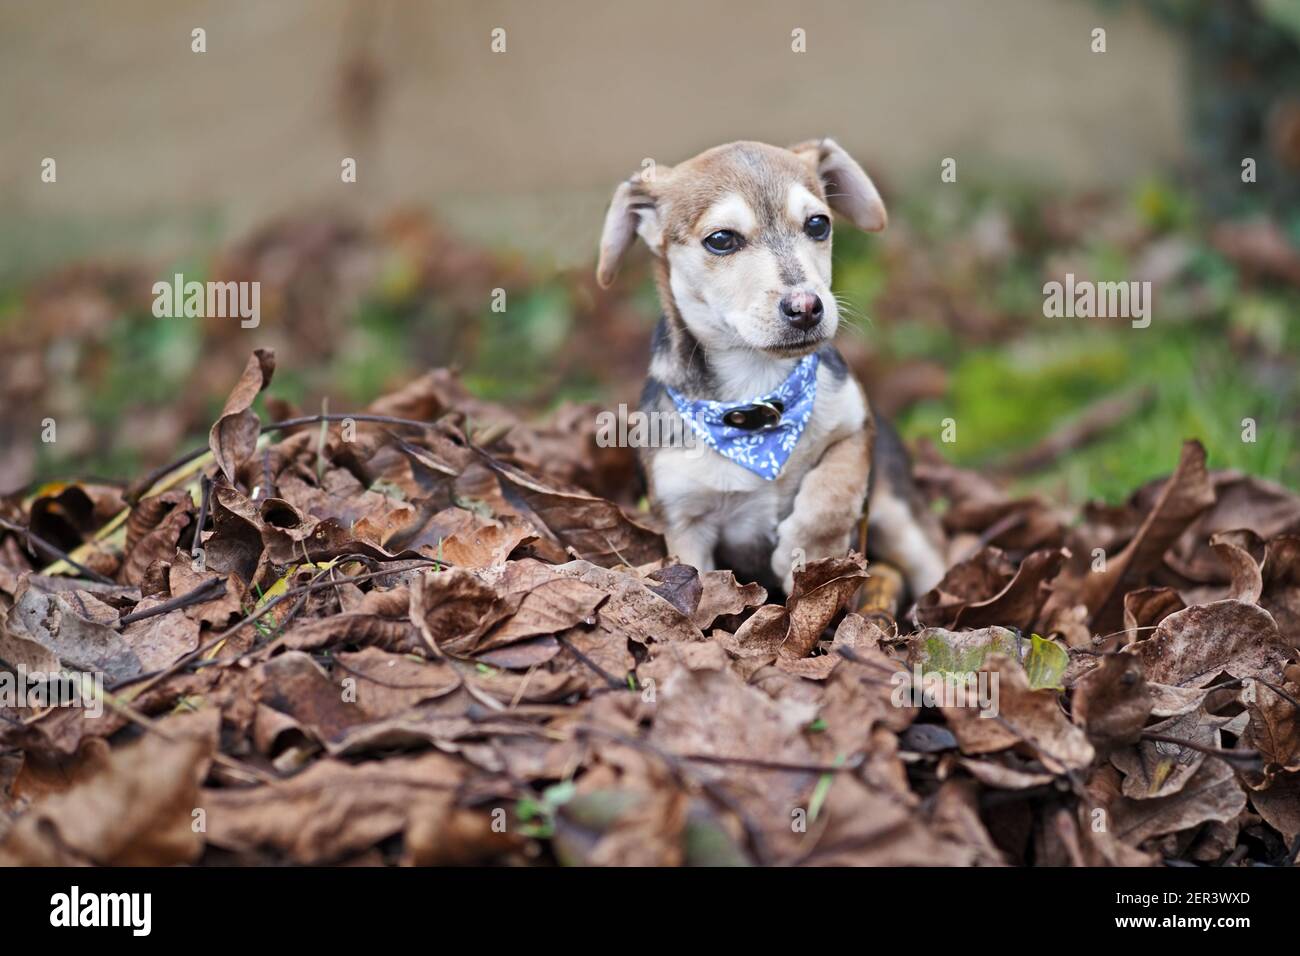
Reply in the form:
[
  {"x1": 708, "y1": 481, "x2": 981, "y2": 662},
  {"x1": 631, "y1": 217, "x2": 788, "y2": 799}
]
[{"x1": 666, "y1": 353, "x2": 820, "y2": 480}]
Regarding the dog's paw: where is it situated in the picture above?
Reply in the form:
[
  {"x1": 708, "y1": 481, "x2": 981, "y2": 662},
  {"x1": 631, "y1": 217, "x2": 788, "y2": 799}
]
[{"x1": 771, "y1": 529, "x2": 801, "y2": 596}]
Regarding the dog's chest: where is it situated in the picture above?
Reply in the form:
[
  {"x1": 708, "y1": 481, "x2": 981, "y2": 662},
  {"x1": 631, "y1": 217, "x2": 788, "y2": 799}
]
[{"x1": 651, "y1": 421, "x2": 826, "y2": 532}]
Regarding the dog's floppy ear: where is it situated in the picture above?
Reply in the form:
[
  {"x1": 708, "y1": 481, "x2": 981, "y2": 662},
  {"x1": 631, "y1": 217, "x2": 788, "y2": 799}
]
[
  {"x1": 789, "y1": 138, "x2": 887, "y2": 232},
  {"x1": 596, "y1": 173, "x2": 666, "y2": 288}
]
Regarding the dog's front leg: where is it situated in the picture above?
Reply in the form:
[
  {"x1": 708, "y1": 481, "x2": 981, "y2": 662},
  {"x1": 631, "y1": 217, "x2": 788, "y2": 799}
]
[
  {"x1": 663, "y1": 517, "x2": 719, "y2": 573},
  {"x1": 772, "y1": 430, "x2": 870, "y2": 594}
]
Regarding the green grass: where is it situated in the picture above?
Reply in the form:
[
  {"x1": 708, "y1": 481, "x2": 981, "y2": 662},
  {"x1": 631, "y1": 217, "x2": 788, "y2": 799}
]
[{"x1": 895, "y1": 327, "x2": 1299, "y2": 502}]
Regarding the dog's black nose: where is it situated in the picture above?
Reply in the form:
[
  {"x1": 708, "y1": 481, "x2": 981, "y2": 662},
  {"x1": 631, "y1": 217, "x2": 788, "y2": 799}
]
[{"x1": 779, "y1": 292, "x2": 823, "y2": 331}]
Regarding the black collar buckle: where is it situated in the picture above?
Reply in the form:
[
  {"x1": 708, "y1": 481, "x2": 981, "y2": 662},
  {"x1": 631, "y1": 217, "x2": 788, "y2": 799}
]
[{"x1": 722, "y1": 399, "x2": 784, "y2": 431}]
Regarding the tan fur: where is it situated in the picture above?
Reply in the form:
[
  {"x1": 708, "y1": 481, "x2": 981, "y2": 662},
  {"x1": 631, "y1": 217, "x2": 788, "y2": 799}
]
[{"x1": 772, "y1": 423, "x2": 873, "y2": 590}]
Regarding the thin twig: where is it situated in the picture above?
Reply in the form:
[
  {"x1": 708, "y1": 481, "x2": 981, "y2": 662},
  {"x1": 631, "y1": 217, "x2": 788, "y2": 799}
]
[
  {"x1": 0, "y1": 517, "x2": 117, "y2": 586},
  {"x1": 680, "y1": 751, "x2": 864, "y2": 774},
  {"x1": 115, "y1": 577, "x2": 226, "y2": 628},
  {"x1": 126, "y1": 412, "x2": 451, "y2": 503},
  {"x1": 191, "y1": 474, "x2": 212, "y2": 556},
  {"x1": 108, "y1": 556, "x2": 440, "y2": 694},
  {"x1": 1140, "y1": 731, "x2": 1260, "y2": 764},
  {"x1": 577, "y1": 724, "x2": 776, "y2": 865},
  {"x1": 96, "y1": 686, "x2": 275, "y2": 785},
  {"x1": 554, "y1": 634, "x2": 625, "y2": 689}
]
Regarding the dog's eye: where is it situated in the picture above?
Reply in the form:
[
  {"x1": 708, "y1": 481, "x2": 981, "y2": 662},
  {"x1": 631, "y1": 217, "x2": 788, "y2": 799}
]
[
  {"x1": 804, "y1": 215, "x2": 831, "y2": 241},
  {"x1": 703, "y1": 230, "x2": 741, "y2": 255}
]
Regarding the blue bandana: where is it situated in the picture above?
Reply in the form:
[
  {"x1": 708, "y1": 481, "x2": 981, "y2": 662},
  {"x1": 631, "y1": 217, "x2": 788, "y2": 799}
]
[{"x1": 666, "y1": 353, "x2": 820, "y2": 480}]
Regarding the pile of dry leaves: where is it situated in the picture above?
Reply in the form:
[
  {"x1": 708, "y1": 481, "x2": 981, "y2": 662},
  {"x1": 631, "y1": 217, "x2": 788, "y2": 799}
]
[{"x1": 1, "y1": 350, "x2": 1297, "y2": 866}]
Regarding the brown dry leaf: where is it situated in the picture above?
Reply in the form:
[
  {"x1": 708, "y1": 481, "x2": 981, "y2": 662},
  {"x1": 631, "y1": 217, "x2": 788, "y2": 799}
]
[
  {"x1": 487, "y1": 456, "x2": 665, "y2": 567},
  {"x1": 1041, "y1": 801, "x2": 1158, "y2": 867},
  {"x1": 1208, "y1": 530, "x2": 1265, "y2": 604},
  {"x1": 0, "y1": 712, "x2": 215, "y2": 865},
  {"x1": 1262, "y1": 534, "x2": 1300, "y2": 644},
  {"x1": 1165, "y1": 472, "x2": 1300, "y2": 583},
  {"x1": 122, "y1": 490, "x2": 194, "y2": 586},
  {"x1": 813, "y1": 648, "x2": 916, "y2": 758},
  {"x1": 1145, "y1": 681, "x2": 1211, "y2": 718},
  {"x1": 1, "y1": 578, "x2": 141, "y2": 683},
  {"x1": 1249, "y1": 772, "x2": 1300, "y2": 845},
  {"x1": 692, "y1": 569, "x2": 767, "y2": 631},
  {"x1": 951, "y1": 548, "x2": 1067, "y2": 632},
  {"x1": 916, "y1": 546, "x2": 1016, "y2": 628},
  {"x1": 120, "y1": 602, "x2": 201, "y2": 672},
  {"x1": 953, "y1": 754, "x2": 1054, "y2": 790},
  {"x1": 471, "y1": 559, "x2": 607, "y2": 654},
  {"x1": 774, "y1": 612, "x2": 891, "y2": 681},
  {"x1": 283, "y1": 585, "x2": 419, "y2": 653},
  {"x1": 796, "y1": 772, "x2": 972, "y2": 866},
  {"x1": 1121, "y1": 587, "x2": 1185, "y2": 645},
  {"x1": 332, "y1": 647, "x2": 463, "y2": 717},
  {"x1": 942, "y1": 656, "x2": 1095, "y2": 774},
  {"x1": 202, "y1": 488, "x2": 268, "y2": 583},
  {"x1": 403, "y1": 568, "x2": 501, "y2": 653},
  {"x1": 732, "y1": 554, "x2": 867, "y2": 660},
  {"x1": 1111, "y1": 707, "x2": 1228, "y2": 799},
  {"x1": 1243, "y1": 680, "x2": 1300, "y2": 773},
  {"x1": 474, "y1": 636, "x2": 560, "y2": 669},
  {"x1": 168, "y1": 560, "x2": 248, "y2": 629},
  {"x1": 1070, "y1": 653, "x2": 1152, "y2": 752},
  {"x1": 254, "y1": 651, "x2": 367, "y2": 747},
  {"x1": 6, "y1": 739, "x2": 111, "y2": 809},
  {"x1": 1086, "y1": 441, "x2": 1216, "y2": 631},
  {"x1": 927, "y1": 778, "x2": 1008, "y2": 865},
  {"x1": 644, "y1": 564, "x2": 703, "y2": 618},
  {"x1": 201, "y1": 751, "x2": 502, "y2": 865},
  {"x1": 1128, "y1": 599, "x2": 1290, "y2": 688},
  {"x1": 552, "y1": 559, "x2": 705, "y2": 646},
  {"x1": 438, "y1": 515, "x2": 533, "y2": 568},
  {"x1": 1108, "y1": 757, "x2": 1247, "y2": 848},
  {"x1": 209, "y1": 348, "x2": 275, "y2": 485},
  {"x1": 645, "y1": 656, "x2": 819, "y2": 857}
]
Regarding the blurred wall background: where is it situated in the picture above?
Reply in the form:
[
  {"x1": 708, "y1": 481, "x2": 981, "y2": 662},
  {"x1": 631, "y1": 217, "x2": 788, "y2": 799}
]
[{"x1": 1, "y1": 0, "x2": 1186, "y2": 278}]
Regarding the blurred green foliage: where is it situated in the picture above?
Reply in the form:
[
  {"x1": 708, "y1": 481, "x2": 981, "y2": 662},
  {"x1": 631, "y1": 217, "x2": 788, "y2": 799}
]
[
  {"x1": 832, "y1": 174, "x2": 1300, "y2": 503},
  {"x1": 8, "y1": 169, "x2": 1300, "y2": 508}
]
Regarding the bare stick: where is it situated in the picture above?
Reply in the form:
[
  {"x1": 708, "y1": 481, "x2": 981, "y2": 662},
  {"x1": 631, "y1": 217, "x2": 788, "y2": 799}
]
[{"x1": 0, "y1": 517, "x2": 117, "y2": 586}]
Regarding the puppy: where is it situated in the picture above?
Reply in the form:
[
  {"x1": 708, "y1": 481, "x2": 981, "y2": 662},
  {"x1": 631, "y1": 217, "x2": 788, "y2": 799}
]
[{"x1": 596, "y1": 138, "x2": 946, "y2": 599}]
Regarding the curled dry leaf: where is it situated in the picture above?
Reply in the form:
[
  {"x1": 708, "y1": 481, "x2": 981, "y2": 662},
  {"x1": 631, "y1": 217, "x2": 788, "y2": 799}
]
[
  {"x1": 1127, "y1": 599, "x2": 1289, "y2": 688},
  {"x1": 1107, "y1": 757, "x2": 1247, "y2": 848},
  {"x1": 1070, "y1": 652, "x2": 1152, "y2": 752},
  {"x1": 0, "y1": 712, "x2": 215, "y2": 865},
  {"x1": 733, "y1": 554, "x2": 867, "y2": 660},
  {"x1": 487, "y1": 457, "x2": 664, "y2": 567},
  {"x1": 941, "y1": 656, "x2": 1095, "y2": 774},
  {"x1": 1111, "y1": 706, "x2": 1229, "y2": 799},
  {"x1": 209, "y1": 348, "x2": 275, "y2": 485},
  {"x1": 201, "y1": 751, "x2": 510, "y2": 865},
  {"x1": 1243, "y1": 680, "x2": 1300, "y2": 773},
  {"x1": 1121, "y1": 587, "x2": 1185, "y2": 646},
  {"x1": 952, "y1": 548, "x2": 1067, "y2": 632},
  {"x1": 1049, "y1": 440, "x2": 1215, "y2": 635},
  {"x1": 1, "y1": 578, "x2": 141, "y2": 683},
  {"x1": 122, "y1": 490, "x2": 194, "y2": 586}
]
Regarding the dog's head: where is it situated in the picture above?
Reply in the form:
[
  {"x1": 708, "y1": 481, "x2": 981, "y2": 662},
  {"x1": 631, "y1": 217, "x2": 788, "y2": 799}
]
[{"x1": 597, "y1": 139, "x2": 885, "y2": 356}]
